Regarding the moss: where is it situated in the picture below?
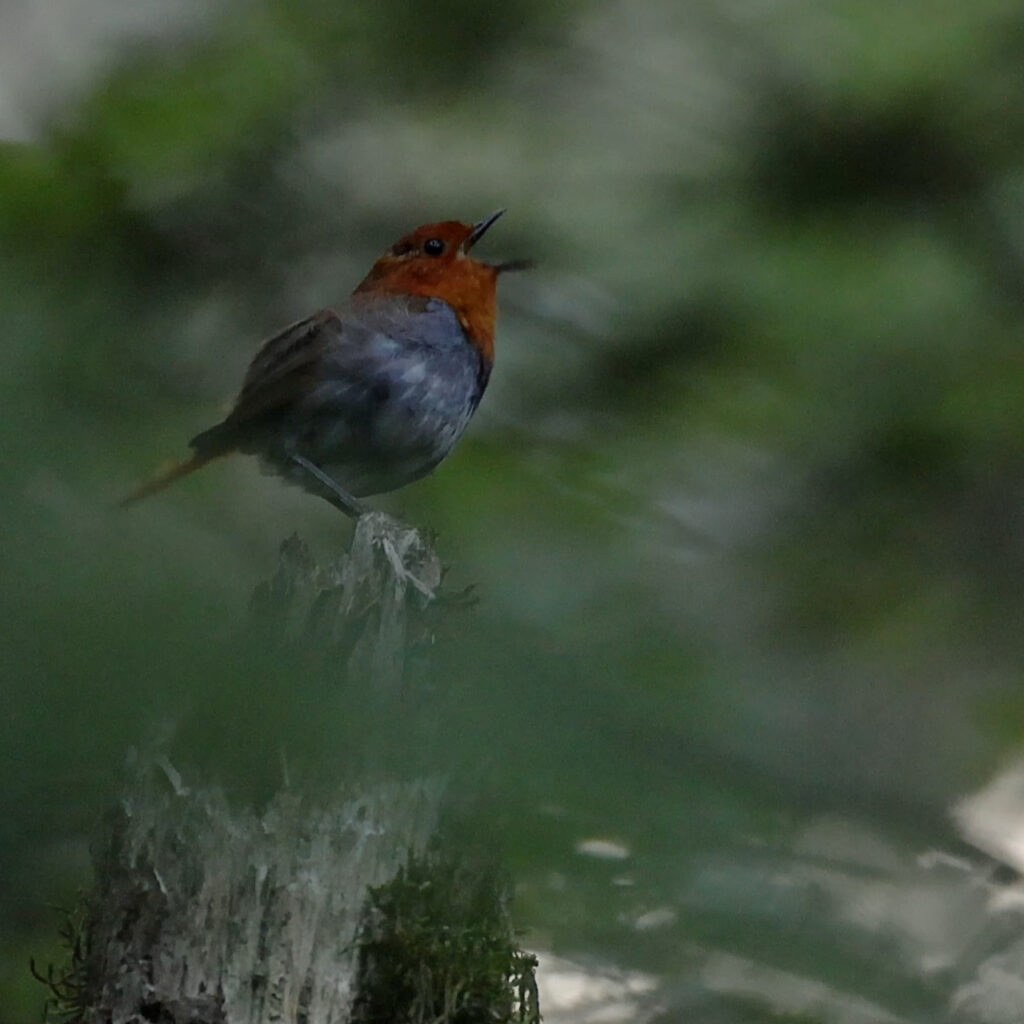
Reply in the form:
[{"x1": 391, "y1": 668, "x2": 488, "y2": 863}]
[{"x1": 352, "y1": 851, "x2": 539, "y2": 1024}]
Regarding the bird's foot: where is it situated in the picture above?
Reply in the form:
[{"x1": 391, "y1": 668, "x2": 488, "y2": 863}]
[
  {"x1": 379, "y1": 532, "x2": 437, "y2": 599},
  {"x1": 288, "y1": 456, "x2": 438, "y2": 597},
  {"x1": 350, "y1": 512, "x2": 440, "y2": 601}
]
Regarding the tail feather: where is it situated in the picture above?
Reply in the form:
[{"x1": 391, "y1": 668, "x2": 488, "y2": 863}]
[{"x1": 119, "y1": 452, "x2": 213, "y2": 508}]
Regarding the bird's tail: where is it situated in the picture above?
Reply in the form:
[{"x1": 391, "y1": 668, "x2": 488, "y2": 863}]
[{"x1": 119, "y1": 452, "x2": 213, "y2": 508}]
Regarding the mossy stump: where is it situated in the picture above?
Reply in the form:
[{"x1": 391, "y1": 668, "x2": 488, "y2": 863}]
[{"x1": 40, "y1": 516, "x2": 539, "y2": 1024}]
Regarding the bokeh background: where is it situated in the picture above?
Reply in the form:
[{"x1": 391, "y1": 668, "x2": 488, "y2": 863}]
[{"x1": 4, "y1": 1, "x2": 1024, "y2": 1021}]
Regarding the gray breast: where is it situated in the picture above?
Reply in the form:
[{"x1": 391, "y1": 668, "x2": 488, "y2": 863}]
[{"x1": 286, "y1": 297, "x2": 488, "y2": 496}]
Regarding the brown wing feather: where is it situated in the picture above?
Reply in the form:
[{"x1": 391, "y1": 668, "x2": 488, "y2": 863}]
[
  {"x1": 190, "y1": 309, "x2": 341, "y2": 455},
  {"x1": 238, "y1": 309, "x2": 339, "y2": 397}
]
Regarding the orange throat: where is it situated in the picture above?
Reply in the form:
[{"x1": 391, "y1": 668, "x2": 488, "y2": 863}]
[{"x1": 355, "y1": 259, "x2": 498, "y2": 363}]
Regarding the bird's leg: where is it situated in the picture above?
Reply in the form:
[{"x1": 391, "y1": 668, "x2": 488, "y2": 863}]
[{"x1": 290, "y1": 454, "x2": 366, "y2": 518}]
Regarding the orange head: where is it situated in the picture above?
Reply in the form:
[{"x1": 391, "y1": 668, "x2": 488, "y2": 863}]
[{"x1": 353, "y1": 210, "x2": 523, "y2": 363}]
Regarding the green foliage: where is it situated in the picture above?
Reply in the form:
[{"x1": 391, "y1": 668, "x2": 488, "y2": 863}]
[
  {"x1": 30, "y1": 903, "x2": 90, "y2": 1024},
  {"x1": 352, "y1": 852, "x2": 539, "y2": 1024}
]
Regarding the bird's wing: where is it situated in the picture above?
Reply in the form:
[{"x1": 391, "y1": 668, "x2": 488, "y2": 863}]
[
  {"x1": 237, "y1": 309, "x2": 340, "y2": 410},
  {"x1": 189, "y1": 297, "x2": 443, "y2": 456},
  {"x1": 190, "y1": 309, "x2": 343, "y2": 455}
]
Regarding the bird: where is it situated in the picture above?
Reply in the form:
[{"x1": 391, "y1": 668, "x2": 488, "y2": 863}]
[{"x1": 121, "y1": 210, "x2": 529, "y2": 517}]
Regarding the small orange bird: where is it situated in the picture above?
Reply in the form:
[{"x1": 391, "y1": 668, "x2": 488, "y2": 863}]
[{"x1": 122, "y1": 210, "x2": 529, "y2": 516}]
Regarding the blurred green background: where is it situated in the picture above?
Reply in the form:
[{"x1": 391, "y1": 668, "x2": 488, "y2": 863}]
[{"x1": 4, "y1": 1, "x2": 1024, "y2": 1021}]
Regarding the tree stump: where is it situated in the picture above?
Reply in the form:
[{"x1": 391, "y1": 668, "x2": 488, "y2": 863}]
[{"x1": 42, "y1": 515, "x2": 539, "y2": 1024}]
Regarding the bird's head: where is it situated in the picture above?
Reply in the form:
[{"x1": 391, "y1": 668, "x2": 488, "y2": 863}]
[{"x1": 353, "y1": 210, "x2": 529, "y2": 362}]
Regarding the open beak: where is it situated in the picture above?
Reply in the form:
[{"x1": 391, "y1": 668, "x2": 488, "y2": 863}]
[
  {"x1": 464, "y1": 209, "x2": 505, "y2": 252},
  {"x1": 464, "y1": 209, "x2": 534, "y2": 273}
]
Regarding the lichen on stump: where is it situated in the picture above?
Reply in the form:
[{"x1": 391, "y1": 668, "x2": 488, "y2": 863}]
[{"x1": 69, "y1": 758, "x2": 443, "y2": 1024}]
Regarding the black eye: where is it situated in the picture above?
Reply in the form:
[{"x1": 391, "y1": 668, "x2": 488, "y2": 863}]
[{"x1": 423, "y1": 238, "x2": 445, "y2": 256}]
